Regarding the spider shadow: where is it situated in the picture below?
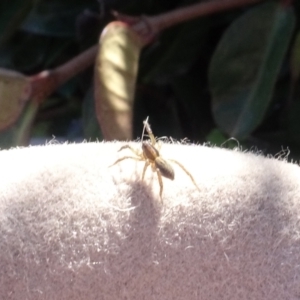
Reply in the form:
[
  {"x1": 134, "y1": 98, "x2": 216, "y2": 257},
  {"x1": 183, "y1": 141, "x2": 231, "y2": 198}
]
[{"x1": 107, "y1": 174, "x2": 163, "y2": 284}]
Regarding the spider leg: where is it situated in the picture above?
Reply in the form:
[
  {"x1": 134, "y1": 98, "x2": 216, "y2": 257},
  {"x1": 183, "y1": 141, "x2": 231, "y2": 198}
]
[
  {"x1": 118, "y1": 144, "x2": 142, "y2": 158},
  {"x1": 156, "y1": 169, "x2": 164, "y2": 200},
  {"x1": 109, "y1": 156, "x2": 143, "y2": 167},
  {"x1": 143, "y1": 119, "x2": 156, "y2": 146},
  {"x1": 149, "y1": 132, "x2": 156, "y2": 147},
  {"x1": 142, "y1": 161, "x2": 150, "y2": 180},
  {"x1": 168, "y1": 159, "x2": 200, "y2": 192},
  {"x1": 155, "y1": 139, "x2": 162, "y2": 151}
]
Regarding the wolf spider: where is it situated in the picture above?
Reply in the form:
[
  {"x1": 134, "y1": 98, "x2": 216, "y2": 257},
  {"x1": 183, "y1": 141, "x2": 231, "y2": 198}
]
[{"x1": 110, "y1": 117, "x2": 200, "y2": 199}]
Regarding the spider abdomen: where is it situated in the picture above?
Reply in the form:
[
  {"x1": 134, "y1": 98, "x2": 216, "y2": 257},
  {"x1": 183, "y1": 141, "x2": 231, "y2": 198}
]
[{"x1": 155, "y1": 157, "x2": 175, "y2": 180}]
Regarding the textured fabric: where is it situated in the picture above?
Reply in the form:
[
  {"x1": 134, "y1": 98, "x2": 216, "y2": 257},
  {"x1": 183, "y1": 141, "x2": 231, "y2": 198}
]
[{"x1": 0, "y1": 141, "x2": 299, "y2": 299}]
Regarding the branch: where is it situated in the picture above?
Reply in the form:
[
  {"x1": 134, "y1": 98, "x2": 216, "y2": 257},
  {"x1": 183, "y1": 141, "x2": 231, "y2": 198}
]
[
  {"x1": 28, "y1": 0, "x2": 264, "y2": 102},
  {"x1": 113, "y1": 0, "x2": 264, "y2": 42},
  {"x1": 29, "y1": 45, "x2": 98, "y2": 103}
]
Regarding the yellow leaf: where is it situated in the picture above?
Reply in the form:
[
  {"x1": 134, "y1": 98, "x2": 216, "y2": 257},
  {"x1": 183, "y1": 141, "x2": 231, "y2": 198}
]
[
  {"x1": 0, "y1": 69, "x2": 30, "y2": 130},
  {"x1": 94, "y1": 22, "x2": 144, "y2": 140}
]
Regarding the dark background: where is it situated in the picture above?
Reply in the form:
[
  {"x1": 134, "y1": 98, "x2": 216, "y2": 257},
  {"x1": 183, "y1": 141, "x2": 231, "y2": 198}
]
[{"x1": 0, "y1": 0, "x2": 300, "y2": 160}]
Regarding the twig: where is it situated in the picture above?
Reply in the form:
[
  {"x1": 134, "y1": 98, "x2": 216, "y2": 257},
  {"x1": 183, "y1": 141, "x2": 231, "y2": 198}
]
[
  {"x1": 114, "y1": 0, "x2": 264, "y2": 42},
  {"x1": 29, "y1": 45, "x2": 98, "y2": 103},
  {"x1": 28, "y1": 0, "x2": 264, "y2": 102},
  {"x1": 151, "y1": 0, "x2": 264, "y2": 32},
  {"x1": 54, "y1": 45, "x2": 98, "y2": 86}
]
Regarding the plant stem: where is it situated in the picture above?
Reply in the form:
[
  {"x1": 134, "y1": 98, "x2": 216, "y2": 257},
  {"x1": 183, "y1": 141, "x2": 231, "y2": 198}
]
[
  {"x1": 152, "y1": 0, "x2": 264, "y2": 32},
  {"x1": 29, "y1": 45, "x2": 98, "y2": 103},
  {"x1": 54, "y1": 45, "x2": 98, "y2": 87}
]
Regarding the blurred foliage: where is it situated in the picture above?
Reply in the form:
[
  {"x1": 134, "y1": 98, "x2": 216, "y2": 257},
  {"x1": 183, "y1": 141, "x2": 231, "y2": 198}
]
[{"x1": 0, "y1": 0, "x2": 300, "y2": 160}]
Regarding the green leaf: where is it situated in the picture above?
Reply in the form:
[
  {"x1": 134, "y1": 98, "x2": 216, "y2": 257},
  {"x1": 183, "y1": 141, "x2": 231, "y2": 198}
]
[
  {"x1": 21, "y1": 0, "x2": 96, "y2": 37},
  {"x1": 142, "y1": 18, "x2": 210, "y2": 84},
  {"x1": 287, "y1": 100, "x2": 300, "y2": 146},
  {"x1": 0, "y1": 0, "x2": 35, "y2": 45},
  {"x1": 290, "y1": 31, "x2": 300, "y2": 82},
  {"x1": 5, "y1": 35, "x2": 52, "y2": 71},
  {"x1": 206, "y1": 128, "x2": 242, "y2": 149},
  {"x1": 171, "y1": 75, "x2": 211, "y2": 140},
  {"x1": 206, "y1": 128, "x2": 227, "y2": 145},
  {"x1": 82, "y1": 85, "x2": 103, "y2": 141},
  {"x1": 0, "y1": 34, "x2": 72, "y2": 72},
  {"x1": 209, "y1": 1, "x2": 295, "y2": 140}
]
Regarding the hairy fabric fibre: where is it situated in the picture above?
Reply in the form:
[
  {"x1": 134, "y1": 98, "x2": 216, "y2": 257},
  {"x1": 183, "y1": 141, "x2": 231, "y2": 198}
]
[{"x1": 0, "y1": 142, "x2": 299, "y2": 299}]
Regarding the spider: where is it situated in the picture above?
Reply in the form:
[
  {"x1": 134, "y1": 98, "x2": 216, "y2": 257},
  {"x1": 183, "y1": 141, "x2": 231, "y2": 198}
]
[{"x1": 110, "y1": 117, "x2": 200, "y2": 199}]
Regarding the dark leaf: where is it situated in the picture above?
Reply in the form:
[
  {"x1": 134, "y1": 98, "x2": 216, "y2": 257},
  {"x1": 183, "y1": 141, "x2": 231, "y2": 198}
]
[
  {"x1": 22, "y1": 0, "x2": 96, "y2": 37},
  {"x1": 0, "y1": 0, "x2": 35, "y2": 45},
  {"x1": 209, "y1": 1, "x2": 295, "y2": 140},
  {"x1": 142, "y1": 18, "x2": 211, "y2": 84},
  {"x1": 82, "y1": 85, "x2": 103, "y2": 140},
  {"x1": 290, "y1": 31, "x2": 300, "y2": 82}
]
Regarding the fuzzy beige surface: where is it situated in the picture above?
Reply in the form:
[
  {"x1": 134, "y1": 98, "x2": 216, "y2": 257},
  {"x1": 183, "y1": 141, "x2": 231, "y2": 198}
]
[{"x1": 0, "y1": 141, "x2": 300, "y2": 299}]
